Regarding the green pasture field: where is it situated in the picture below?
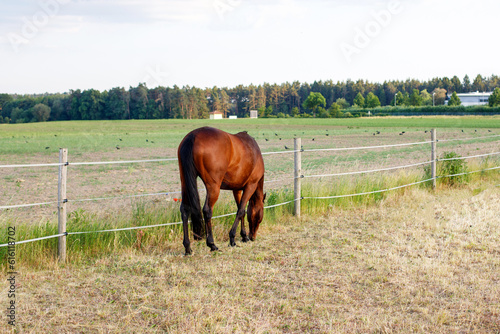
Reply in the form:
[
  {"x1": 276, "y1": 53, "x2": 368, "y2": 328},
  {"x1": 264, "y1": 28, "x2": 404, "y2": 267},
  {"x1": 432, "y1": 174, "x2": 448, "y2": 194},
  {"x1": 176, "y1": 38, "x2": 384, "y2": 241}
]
[{"x1": 0, "y1": 116, "x2": 499, "y2": 155}]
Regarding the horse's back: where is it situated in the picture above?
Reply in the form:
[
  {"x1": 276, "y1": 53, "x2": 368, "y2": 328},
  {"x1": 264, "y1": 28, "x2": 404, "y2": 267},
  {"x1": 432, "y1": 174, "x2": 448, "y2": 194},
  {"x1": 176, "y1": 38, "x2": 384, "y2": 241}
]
[
  {"x1": 225, "y1": 130, "x2": 265, "y2": 187},
  {"x1": 231, "y1": 131, "x2": 264, "y2": 170},
  {"x1": 180, "y1": 127, "x2": 264, "y2": 188}
]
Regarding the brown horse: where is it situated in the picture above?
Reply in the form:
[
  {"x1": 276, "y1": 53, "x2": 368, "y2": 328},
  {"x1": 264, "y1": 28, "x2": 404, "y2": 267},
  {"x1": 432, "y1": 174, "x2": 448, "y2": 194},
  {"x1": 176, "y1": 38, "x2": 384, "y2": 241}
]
[{"x1": 177, "y1": 127, "x2": 266, "y2": 255}]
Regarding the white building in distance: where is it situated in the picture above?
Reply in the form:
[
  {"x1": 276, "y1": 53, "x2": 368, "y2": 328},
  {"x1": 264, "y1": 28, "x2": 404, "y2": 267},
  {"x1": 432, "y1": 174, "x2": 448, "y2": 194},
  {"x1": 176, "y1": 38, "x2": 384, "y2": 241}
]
[
  {"x1": 445, "y1": 92, "x2": 492, "y2": 106},
  {"x1": 209, "y1": 111, "x2": 223, "y2": 119}
]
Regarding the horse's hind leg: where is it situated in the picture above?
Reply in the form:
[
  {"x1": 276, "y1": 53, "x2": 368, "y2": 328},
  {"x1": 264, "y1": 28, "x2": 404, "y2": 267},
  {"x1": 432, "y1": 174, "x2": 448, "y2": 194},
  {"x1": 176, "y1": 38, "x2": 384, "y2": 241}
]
[
  {"x1": 233, "y1": 190, "x2": 249, "y2": 242},
  {"x1": 229, "y1": 185, "x2": 256, "y2": 247},
  {"x1": 191, "y1": 208, "x2": 204, "y2": 241},
  {"x1": 203, "y1": 185, "x2": 220, "y2": 252},
  {"x1": 180, "y1": 202, "x2": 192, "y2": 255}
]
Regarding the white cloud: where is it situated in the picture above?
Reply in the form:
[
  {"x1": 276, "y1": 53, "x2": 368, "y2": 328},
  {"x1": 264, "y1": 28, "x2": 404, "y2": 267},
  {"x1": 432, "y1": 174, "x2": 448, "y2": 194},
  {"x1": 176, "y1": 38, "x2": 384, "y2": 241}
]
[
  {"x1": 59, "y1": 0, "x2": 212, "y2": 24},
  {"x1": 1, "y1": 0, "x2": 499, "y2": 94}
]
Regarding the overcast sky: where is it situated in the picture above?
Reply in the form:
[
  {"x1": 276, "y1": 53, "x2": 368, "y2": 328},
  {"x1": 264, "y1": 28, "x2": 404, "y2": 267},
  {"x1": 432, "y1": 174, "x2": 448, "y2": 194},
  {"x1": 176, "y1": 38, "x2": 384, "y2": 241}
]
[{"x1": 1, "y1": 0, "x2": 499, "y2": 94}]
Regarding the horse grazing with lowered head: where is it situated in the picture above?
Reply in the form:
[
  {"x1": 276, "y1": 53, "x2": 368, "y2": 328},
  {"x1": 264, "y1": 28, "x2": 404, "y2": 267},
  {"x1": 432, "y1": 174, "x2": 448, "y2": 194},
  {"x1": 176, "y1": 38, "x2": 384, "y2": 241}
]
[{"x1": 177, "y1": 127, "x2": 266, "y2": 255}]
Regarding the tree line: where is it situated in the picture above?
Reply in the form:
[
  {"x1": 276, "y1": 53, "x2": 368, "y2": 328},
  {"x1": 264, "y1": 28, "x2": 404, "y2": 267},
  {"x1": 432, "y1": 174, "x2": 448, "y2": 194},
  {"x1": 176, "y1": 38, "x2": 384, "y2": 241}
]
[{"x1": 1, "y1": 74, "x2": 500, "y2": 123}]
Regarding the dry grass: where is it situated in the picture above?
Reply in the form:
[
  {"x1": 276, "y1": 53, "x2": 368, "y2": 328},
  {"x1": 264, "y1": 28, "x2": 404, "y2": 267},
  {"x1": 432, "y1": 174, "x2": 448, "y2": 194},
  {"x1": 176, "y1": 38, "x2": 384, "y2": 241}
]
[{"x1": 1, "y1": 179, "x2": 499, "y2": 333}]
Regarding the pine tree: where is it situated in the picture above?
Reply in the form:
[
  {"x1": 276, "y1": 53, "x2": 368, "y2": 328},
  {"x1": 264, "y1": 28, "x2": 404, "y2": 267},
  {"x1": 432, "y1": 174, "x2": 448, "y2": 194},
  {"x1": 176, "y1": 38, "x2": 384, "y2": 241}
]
[
  {"x1": 409, "y1": 89, "x2": 423, "y2": 106},
  {"x1": 353, "y1": 92, "x2": 365, "y2": 108},
  {"x1": 365, "y1": 92, "x2": 381, "y2": 108},
  {"x1": 448, "y1": 91, "x2": 461, "y2": 106},
  {"x1": 488, "y1": 87, "x2": 500, "y2": 107}
]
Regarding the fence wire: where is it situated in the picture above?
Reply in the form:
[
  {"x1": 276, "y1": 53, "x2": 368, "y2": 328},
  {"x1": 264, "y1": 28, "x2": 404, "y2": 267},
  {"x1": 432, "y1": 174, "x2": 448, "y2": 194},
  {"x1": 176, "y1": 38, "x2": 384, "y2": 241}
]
[
  {"x1": 437, "y1": 134, "x2": 500, "y2": 143},
  {"x1": 0, "y1": 162, "x2": 64, "y2": 169},
  {"x1": 0, "y1": 197, "x2": 298, "y2": 246},
  {"x1": 0, "y1": 200, "x2": 58, "y2": 210},
  {"x1": 303, "y1": 160, "x2": 433, "y2": 179},
  {"x1": 1, "y1": 134, "x2": 498, "y2": 170},
  {"x1": 302, "y1": 178, "x2": 434, "y2": 200},
  {"x1": 302, "y1": 140, "x2": 432, "y2": 153},
  {"x1": 67, "y1": 191, "x2": 182, "y2": 204},
  {"x1": 70, "y1": 158, "x2": 178, "y2": 166},
  {"x1": 1, "y1": 133, "x2": 498, "y2": 248},
  {"x1": 436, "y1": 166, "x2": 500, "y2": 179},
  {"x1": 303, "y1": 165, "x2": 499, "y2": 201},
  {"x1": 0, "y1": 233, "x2": 66, "y2": 248},
  {"x1": 438, "y1": 151, "x2": 500, "y2": 162},
  {"x1": 3, "y1": 149, "x2": 494, "y2": 211},
  {"x1": 3, "y1": 163, "x2": 497, "y2": 248}
]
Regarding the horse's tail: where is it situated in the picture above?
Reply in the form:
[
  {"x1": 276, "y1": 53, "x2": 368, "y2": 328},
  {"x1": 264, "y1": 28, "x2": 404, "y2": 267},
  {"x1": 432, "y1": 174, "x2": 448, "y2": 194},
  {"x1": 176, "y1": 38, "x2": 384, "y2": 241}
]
[{"x1": 178, "y1": 133, "x2": 205, "y2": 238}]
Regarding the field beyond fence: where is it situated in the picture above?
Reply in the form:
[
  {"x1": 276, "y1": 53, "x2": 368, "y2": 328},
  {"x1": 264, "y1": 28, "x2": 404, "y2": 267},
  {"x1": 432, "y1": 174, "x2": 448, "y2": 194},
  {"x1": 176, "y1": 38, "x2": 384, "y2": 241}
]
[{"x1": 1, "y1": 118, "x2": 499, "y2": 266}]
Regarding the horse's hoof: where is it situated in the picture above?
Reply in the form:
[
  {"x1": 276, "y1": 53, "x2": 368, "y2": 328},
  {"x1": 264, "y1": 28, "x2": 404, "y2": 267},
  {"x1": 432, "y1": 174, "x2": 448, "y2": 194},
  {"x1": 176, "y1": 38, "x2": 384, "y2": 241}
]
[
  {"x1": 184, "y1": 249, "x2": 192, "y2": 256},
  {"x1": 210, "y1": 245, "x2": 219, "y2": 252},
  {"x1": 229, "y1": 240, "x2": 236, "y2": 247},
  {"x1": 241, "y1": 236, "x2": 250, "y2": 243}
]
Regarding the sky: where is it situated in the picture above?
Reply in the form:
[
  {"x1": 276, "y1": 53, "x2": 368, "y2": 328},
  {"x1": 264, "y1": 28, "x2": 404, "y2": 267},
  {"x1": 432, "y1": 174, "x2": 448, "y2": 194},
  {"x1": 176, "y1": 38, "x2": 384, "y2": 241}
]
[{"x1": 0, "y1": 0, "x2": 499, "y2": 94}]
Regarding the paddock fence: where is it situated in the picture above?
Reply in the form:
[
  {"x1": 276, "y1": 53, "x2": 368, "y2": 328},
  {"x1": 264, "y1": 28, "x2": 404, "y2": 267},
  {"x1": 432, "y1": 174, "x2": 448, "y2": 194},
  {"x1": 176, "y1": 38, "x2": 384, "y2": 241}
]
[{"x1": 1, "y1": 130, "x2": 499, "y2": 262}]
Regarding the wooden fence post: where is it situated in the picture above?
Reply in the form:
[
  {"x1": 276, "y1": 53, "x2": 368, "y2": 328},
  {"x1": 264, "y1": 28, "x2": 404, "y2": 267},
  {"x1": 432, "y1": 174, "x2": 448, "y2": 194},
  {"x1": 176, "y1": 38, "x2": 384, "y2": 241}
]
[
  {"x1": 431, "y1": 129, "x2": 437, "y2": 189},
  {"x1": 294, "y1": 138, "x2": 301, "y2": 217},
  {"x1": 58, "y1": 148, "x2": 68, "y2": 263}
]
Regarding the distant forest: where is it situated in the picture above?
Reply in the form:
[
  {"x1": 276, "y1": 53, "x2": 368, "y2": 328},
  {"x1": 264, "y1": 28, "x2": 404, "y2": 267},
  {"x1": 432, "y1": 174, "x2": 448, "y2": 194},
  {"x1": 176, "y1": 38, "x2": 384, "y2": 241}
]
[{"x1": 1, "y1": 74, "x2": 500, "y2": 123}]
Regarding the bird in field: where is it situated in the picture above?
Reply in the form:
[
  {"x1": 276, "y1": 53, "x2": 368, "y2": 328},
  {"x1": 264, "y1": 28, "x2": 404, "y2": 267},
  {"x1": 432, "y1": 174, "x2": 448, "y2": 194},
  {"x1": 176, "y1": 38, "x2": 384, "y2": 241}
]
[
  {"x1": 119, "y1": 138, "x2": 122, "y2": 141},
  {"x1": 399, "y1": 133, "x2": 403, "y2": 135},
  {"x1": 312, "y1": 138, "x2": 315, "y2": 141},
  {"x1": 326, "y1": 133, "x2": 329, "y2": 136},
  {"x1": 275, "y1": 133, "x2": 278, "y2": 136},
  {"x1": 146, "y1": 139, "x2": 148, "y2": 142},
  {"x1": 373, "y1": 133, "x2": 376, "y2": 136},
  {"x1": 488, "y1": 130, "x2": 492, "y2": 132},
  {"x1": 45, "y1": 147, "x2": 50, "y2": 149},
  {"x1": 54, "y1": 134, "x2": 57, "y2": 137},
  {"x1": 475, "y1": 130, "x2": 477, "y2": 132},
  {"x1": 284, "y1": 146, "x2": 289, "y2": 149},
  {"x1": 265, "y1": 138, "x2": 269, "y2": 141},
  {"x1": 116, "y1": 146, "x2": 120, "y2": 150},
  {"x1": 461, "y1": 130, "x2": 464, "y2": 132},
  {"x1": 401, "y1": 131, "x2": 405, "y2": 134},
  {"x1": 376, "y1": 131, "x2": 380, "y2": 134}
]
